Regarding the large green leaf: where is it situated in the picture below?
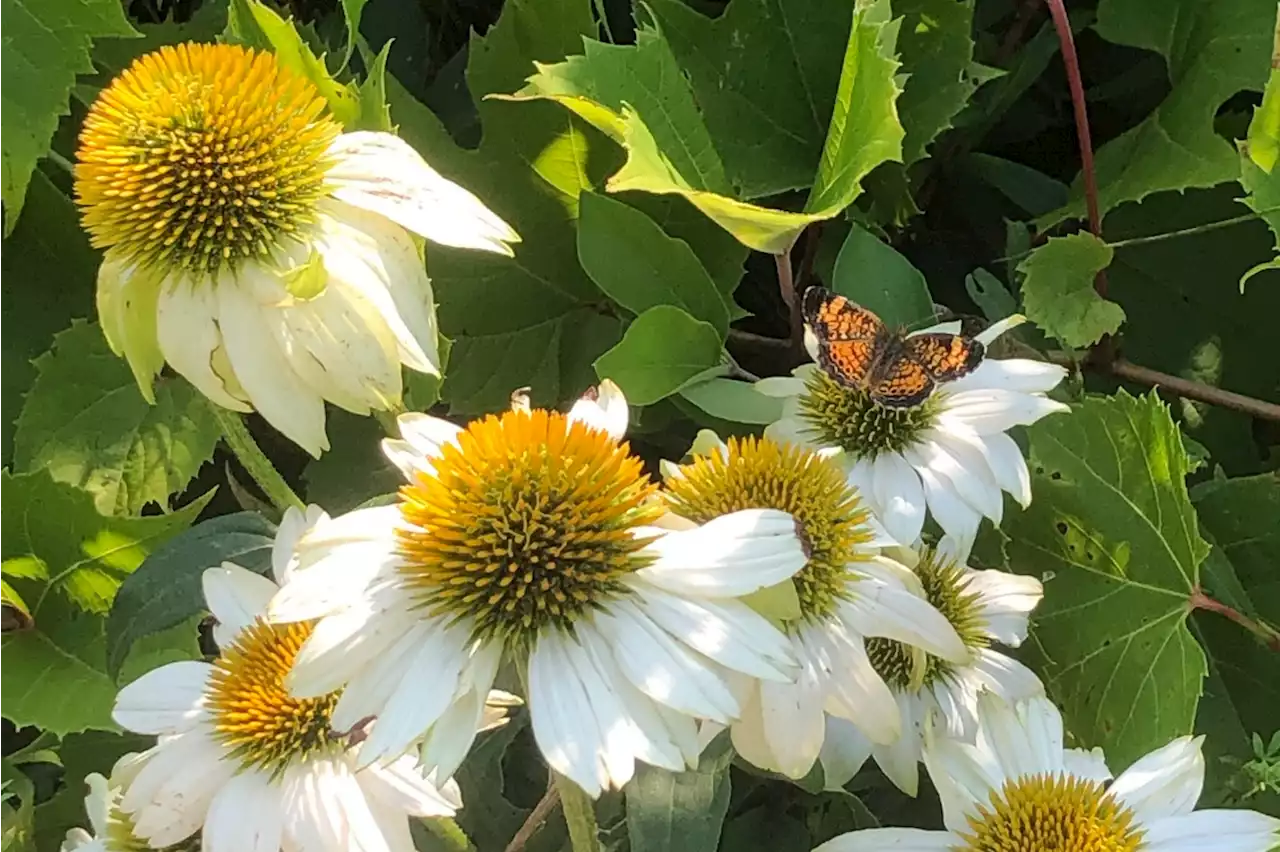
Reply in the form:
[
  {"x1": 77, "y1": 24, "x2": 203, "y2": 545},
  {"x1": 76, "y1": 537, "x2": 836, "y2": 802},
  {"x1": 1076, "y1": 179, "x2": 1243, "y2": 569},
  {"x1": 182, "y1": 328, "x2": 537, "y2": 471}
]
[
  {"x1": 507, "y1": 2, "x2": 903, "y2": 253},
  {"x1": 1, "y1": 173, "x2": 98, "y2": 464},
  {"x1": 1, "y1": 468, "x2": 208, "y2": 735},
  {"x1": 1102, "y1": 186, "x2": 1280, "y2": 474},
  {"x1": 893, "y1": 0, "x2": 979, "y2": 167},
  {"x1": 1018, "y1": 233, "x2": 1124, "y2": 349},
  {"x1": 578, "y1": 191, "x2": 729, "y2": 338},
  {"x1": 830, "y1": 225, "x2": 934, "y2": 328},
  {"x1": 1192, "y1": 473, "x2": 1279, "y2": 623},
  {"x1": 595, "y1": 307, "x2": 723, "y2": 406},
  {"x1": 302, "y1": 410, "x2": 402, "y2": 515},
  {"x1": 14, "y1": 321, "x2": 220, "y2": 516},
  {"x1": 1042, "y1": 0, "x2": 1273, "y2": 226},
  {"x1": 387, "y1": 0, "x2": 623, "y2": 414},
  {"x1": 625, "y1": 734, "x2": 733, "y2": 852},
  {"x1": 0, "y1": 0, "x2": 136, "y2": 232},
  {"x1": 1004, "y1": 392, "x2": 1209, "y2": 768},
  {"x1": 105, "y1": 512, "x2": 277, "y2": 677}
]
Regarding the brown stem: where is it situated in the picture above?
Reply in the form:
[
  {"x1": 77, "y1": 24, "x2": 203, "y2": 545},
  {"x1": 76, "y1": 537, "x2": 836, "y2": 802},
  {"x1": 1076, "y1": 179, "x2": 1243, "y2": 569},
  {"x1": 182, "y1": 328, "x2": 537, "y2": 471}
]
[
  {"x1": 774, "y1": 250, "x2": 807, "y2": 366},
  {"x1": 728, "y1": 328, "x2": 792, "y2": 351},
  {"x1": 1108, "y1": 359, "x2": 1280, "y2": 422},
  {"x1": 1190, "y1": 588, "x2": 1280, "y2": 652},
  {"x1": 504, "y1": 781, "x2": 561, "y2": 852},
  {"x1": 1045, "y1": 0, "x2": 1114, "y2": 362}
]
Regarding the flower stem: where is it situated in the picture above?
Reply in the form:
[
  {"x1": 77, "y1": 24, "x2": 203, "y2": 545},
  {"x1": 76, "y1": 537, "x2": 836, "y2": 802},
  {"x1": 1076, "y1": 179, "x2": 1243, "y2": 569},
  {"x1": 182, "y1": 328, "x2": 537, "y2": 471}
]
[
  {"x1": 424, "y1": 818, "x2": 478, "y2": 852},
  {"x1": 553, "y1": 773, "x2": 600, "y2": 852},
  {"x1": 211, "y1": 406, "x2": 305, "y2": 514},
  {"x1": 1190, "y1": 588, "x2": 1280, "y2": 652}
]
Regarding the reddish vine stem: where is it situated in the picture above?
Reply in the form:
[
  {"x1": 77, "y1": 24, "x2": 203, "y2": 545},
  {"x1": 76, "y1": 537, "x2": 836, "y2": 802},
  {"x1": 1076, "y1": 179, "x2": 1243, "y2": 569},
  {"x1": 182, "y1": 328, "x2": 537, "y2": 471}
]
[
  {"x1": 1190, "y1": 588, "x2": 1280, "y2": 652},
  {"x1": 1044, "y1": 0, "x2": 1114, "y2": 363}
]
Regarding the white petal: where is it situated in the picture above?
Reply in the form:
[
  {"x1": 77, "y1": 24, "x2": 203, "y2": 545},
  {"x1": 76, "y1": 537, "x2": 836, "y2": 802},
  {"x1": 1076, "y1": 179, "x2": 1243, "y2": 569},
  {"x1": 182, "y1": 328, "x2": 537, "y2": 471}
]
[
  {"x1": 202, "y1": 770, "x2": 282, "y2": 852},
  {"x1": 864, "y1": 454, "x2": 927, "y2": 548},
  {"x1": 359, "y1": 757, "x2": 460, "y2": 818},
  {"x1": 418, "y1": 687, "x2": 487, "y2": 783},
  {"x1": 839, "y1": 582, "x2": 967, "y2": 663},
  {"x1": 635, "y1": 509, "x2": 806, "y2": 598},
  {"x1": 268, "y1": 542, "x2": 398, "y2": 623},
  {"x1": 290, "y1": 603, "x2": 417, "y2": 701},
  {"x1": 914, "y1": 465, "x2": 982, "y2": 553},
  {"x1": 113, "y1": 662, "x2": 210, "y2": 735},
  {"x1": 1063, "y1": 747, "x2": 1112, "y2": 784},
  {"x1": 568, "y1": 380, "x2": 630, "y2": 439},
  {"x1": 273, "y1": 505, "x2": 328, "y2": 585},
  {"x1": 297, "y1": 505, "x2": 404, "y2": 555},
  {"x1": 394, "y1": 413, "x2": 462, "y2": 462},
  {"x1": 326, "y1": 132, "x2": 519, "y2": 254},
  {"x1": 980, "y1": 431, "x2": 1033, "y2": 507},
  {"x1": 819, "y1": 716, "x2": 873, "y2": 790},
  {"x1": 805, "y1": 620, "x2": 899, "y2": 744},
  {"x1": 921, "y1": 730, "x2": 1000, "y2": 831},
  {"x1": 963, "y1": 570, "x2": 1042, "y2": 645},
  {"x1": 216, "y1": 275, "x2": 328, "y2": 456},
  {"x1": 155, "y1": 276, "x2": 249, "y2": 412},
  {"x1": 872, "y1": 692, "x2": 923, "y2": 796},
  {"x1": 1107, "y1": 736, "x2": 1205, "y2": 822},
  {"x1": 1137, "y1": 809, "x2": 1280, "y2": 852},
  {"x1": 124, "y1": 733, "x2": 235, "y2": 846},
  {"x1": 969, "y1": 649, "x2": 1044, "y2": 703},
  {"x1": 906, "y1": 433, "x2": 1002, "y2": 522},
  {"x1": 940, "y1": 389, "x2": 1068, "y2": 436},
  {"x1": 753, "y1": 376, "x2": 805, "y2": 398},
  {"x1": 281, "y1": 757, "x2": 389, "y2": 852},
  {"x1": 526, "y1": 632, "x2": 611, "y2": 798},
  {"x1": 942, "y1": 358, "x2": 1066, "y2": 396},
  {"x1": 756, "y1": 662, "x2": 827, "y2": 779},
  {"x1": 973, "y1": 693, "x2": 1064, "y2": 782},
  {"x1": 203, "y1": 565, "x2": 276, "y2": 645},
  {"x1": 97, "y1": 256, "x2": 165, "y2": 399},
  {"x1": 626, "y1": 583, "x2": 797, "y2": 681},
  {"x1": 813, "y1": 828, "x2": 955, "y2": 852}
]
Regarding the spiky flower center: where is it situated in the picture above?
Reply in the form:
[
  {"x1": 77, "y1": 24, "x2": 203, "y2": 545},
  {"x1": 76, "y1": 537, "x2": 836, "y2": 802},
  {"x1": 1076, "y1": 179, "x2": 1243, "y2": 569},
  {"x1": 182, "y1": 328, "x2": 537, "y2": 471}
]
[
  {"x1": 958, "y1": 773, "x2": 1144, "y2": 851},
  {"x1": 798, "y1": 370, "x2": 938, "y2": 458},
  {"x1": 396, "y1": 409, "x2": 662, "y2": 645},
  {"x1": 663, "y1": 436, "x2": 871, "y2": 622},
  {"x1": 866, "y1": 551, "x2": 986, "y2": 689},
  {"x1": 207, "y1": 619, "x2": 342, "y2": 774},
  {"x1": 75, "y1": 42, "x2": 339, "y2": 276}
]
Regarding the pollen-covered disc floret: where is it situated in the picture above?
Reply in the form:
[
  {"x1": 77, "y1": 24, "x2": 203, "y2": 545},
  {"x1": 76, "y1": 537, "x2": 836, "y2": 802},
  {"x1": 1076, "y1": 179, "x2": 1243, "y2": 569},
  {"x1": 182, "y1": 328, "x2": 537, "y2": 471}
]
[
  {"x1": 798, "y1": 370, "x2": 939, "y2": 459},
  {"x1": 206, "y1": 618, "x2": 341, "y2": 774},
  {"x1": 865, "y1": 550, "x2": 986, "y2": 689},
  {"x1": 396, "y1": 408, "x2": 663, "y2": 644},
  {"x1": 959, "y1": 773, "x2": 1143, "y2": 852},
  {"x1": 76, "y1": 42, "x2": 339, "y2": 275},
  {"x1": 663, "y1": 436, "x2": 872, "y2": 622}
]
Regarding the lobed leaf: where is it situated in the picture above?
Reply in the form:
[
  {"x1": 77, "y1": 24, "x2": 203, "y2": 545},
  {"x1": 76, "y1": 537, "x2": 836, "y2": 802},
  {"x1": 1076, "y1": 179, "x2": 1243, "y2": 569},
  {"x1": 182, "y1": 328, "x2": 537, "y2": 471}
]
[{"x1": 1018, "y1": 233, "x2": 1123, "y2": 349}]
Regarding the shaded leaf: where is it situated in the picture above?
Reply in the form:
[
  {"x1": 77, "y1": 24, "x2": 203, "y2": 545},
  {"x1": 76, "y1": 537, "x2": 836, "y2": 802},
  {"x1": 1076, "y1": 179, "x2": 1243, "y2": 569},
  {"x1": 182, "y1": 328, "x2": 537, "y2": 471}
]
[
  {"x1": 1018, "y1": 233, "x2": 1123, "y2": 349},
  {"x1": 1004, "y1": 391, "x2": 1208, "y2": 768},
  {"x1": 578, "y1": 191, "x2": 729, "y2": 337},
  {"x1": 302, "y1": 410, "x2": 402, "y2": 515},
  {"x1": 105, "y1": 511, "x2": 277, "y2": 677},
  {"x1": 595, "y1": 307, "x2": 722, "y2": 406},
  {"x1": 893, "y1": 0, "x2": 978, "y2": 166},
  {"x1": 1192, "y1": 473, "x2": 1279, "y2": 623},
  {"x1": 679, "y1": 379, "x2": 784, "y2": 425},
  {"x1": 14, "y1": 321, "x2": 220, "y2": 515},
  {"x1": 831, "y1": 225, "x2": 934, "y2": 328},
  {"x1": 626, "y1": 733, "x2": 733, "y2": 852}
]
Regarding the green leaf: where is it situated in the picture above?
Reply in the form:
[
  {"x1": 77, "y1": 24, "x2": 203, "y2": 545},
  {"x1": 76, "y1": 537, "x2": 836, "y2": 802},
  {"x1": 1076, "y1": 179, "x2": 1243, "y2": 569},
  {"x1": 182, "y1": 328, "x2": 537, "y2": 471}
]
[
  {"x1": 224, "y1": 0, "x2": 360, "y2": 125},
  {"x1": 1004, "y1": 391, "x2": 1209, "y2": 768},
  {"x1": 1239, "y1": 156, "x2": 1280, "y2": 277},
  {"x1": 386, "y1": 0, "x2": 623, "y2": 413},
  {"x1": 595, "y1": 307, "x2": 723, "y2": 406},
  {"x1": 625, "y1": 733, "x2": 733, "y2": 852},
  {"x1": 88, "y1": 0, "x2": 228, "y2": 85},
  {"x1": 336, "y1": 0, "x2": 369, "y2": 67},
  {"x1": 965, "y1": 268, "x2": 1019, "y2": 322},
  {"x1": 1, "y1": 172, "x2": 98, "y2": 464},
  {"x1": 890, "y1": 0, "x2": 978, "y2": 166},
  {"x1": 830, "y1": 225, "x2": 934, "y2": 328},
  {"x1": 644, "y1": 0, "x2": 858, "y2": 198},
  {"x1": 1041, "y1": 0, "x2": 1274, "y2": 227},
  {"x1": 14, "y1": 321, "x2": 220, "y2": 516},
  {"x1": 1192, "y1": 473, "x2": 1279, "y2": 623},
  {"x1": 354, "y1": 42, "x2": 393, "y2": 132},
  {"x1": 678, "y1": 379, "x2": 784, "y2": 425},
  {"x1": 0, "y1": 0, "x2": 136, "y2": 232},
  {"x1": 508, "y1": 3, "x2": 903, "y2": 253},
  {"x1": 1244, "y1": 3, "x2": 1280, "y2": 174},
  {"x1": 578, "y1": 192, "x2": 729, "y2": 338},
  {"x1": 1018, "y1": 233, "x2": 1123, "y2": 349},
  {"x1": 31, "y1": 730, "x2": 152, "y2": 852},
  {"x1": 106, "y1": 512, "x2": 277, "y2": 677},
  {"x1": 302, "y1": 410, "x2": 402, "y2": 515},
  {"x1": 619, "y1": 194, "x2": 749, "y2": 309},
  {"x1": 1103, "y1": 186, "x2": 1280, "y2": 473}
]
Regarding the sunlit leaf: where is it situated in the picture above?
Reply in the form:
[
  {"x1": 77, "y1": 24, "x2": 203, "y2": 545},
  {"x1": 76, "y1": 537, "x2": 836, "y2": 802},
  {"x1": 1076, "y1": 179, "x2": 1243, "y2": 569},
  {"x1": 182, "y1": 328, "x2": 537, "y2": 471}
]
[
  {"x1": 595, "y1": 307, "x2": 723, "y2": 406},
  {"x1": 1018, "y1": 233, "x2": 1123, "y2": 349}
]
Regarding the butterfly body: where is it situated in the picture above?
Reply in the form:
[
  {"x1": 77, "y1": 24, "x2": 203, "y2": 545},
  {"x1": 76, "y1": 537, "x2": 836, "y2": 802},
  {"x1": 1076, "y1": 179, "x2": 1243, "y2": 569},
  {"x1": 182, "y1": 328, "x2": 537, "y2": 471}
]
[{"x1": 801, "y1": 287, "x2": 984, "y2": 408}]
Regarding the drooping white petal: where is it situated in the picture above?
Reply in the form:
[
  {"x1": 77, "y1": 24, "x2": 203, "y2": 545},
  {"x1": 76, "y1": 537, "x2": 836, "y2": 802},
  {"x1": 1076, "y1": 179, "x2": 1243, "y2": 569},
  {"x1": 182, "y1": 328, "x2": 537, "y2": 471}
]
[
  {"x1": 203, "y1": 565, "x2": 276, "y2": 646},
  {"x1": 913, "y1": 465, "x2": 982, "y2": 553},
  {"x1": 872, "y1": 692, "x2": 924, "y2": 796},
  {"x1": 979, "y1": 431, "x2": 1033, "y2": 507},
  {"x1": 201, "y1": 770, "x2": 282, "y2": 852},
  {"x1": 963, "y1": 570, "x2": 1042, "y2": 645},
  {"x1": 906, "y1": 433, "x2": 1002, "y2": 522},
  {"x1": 972, "y1": 693, "x2": 1064, "y2": 782},
  {"x1": 940, "y1": 389, "x2": 1068, "y2": 436},
  {"x1": 1062, "y1": 747, "x2": 1112, "y2": 784},
  {"x1": 268, "y1": 541, "x2": 399, "y2": 624},
  {"x1": 326, "y1": 132, "x2": 519, "y2": 255},
  {"x1": 753, "y1": 376, "x2": 806, "y2": 398},
  {"x1": 272, "y1": 505, "x2": 328, "y2": 584},
  {"x1": 863, "y1": 454, "x2": 927, "y2": 547},
  {"x1": 838, "y1": 582, "x2": 967, "y2": 663},
  {"x1": 922, "y1": 728, "x2": 1001, "y2": 831},
  {"x1": 568, "y1": 380, "x2": 630, "y2": 439},
  {"x1": 113, "y1": 662, "x2": 210, "y2": 735},
  {"x1": 394, "y1": 413, "x2": 463, "y2": 462},
  {"x1": 97, "y1": 256, "x2": 165, "y2": 399},
  {"x1": 1107, "y1": 735, "x2": 1206, "y2": 823},
  {"x1": 281, "y1": 756, "x2": 389, "y2": 852},
  {"x1": 125, "y1": 732, "x2": 236, "y2": 846},
  {"x1": 818, "y1": 716, "x2": 873, "y2": 790},
  {"x1": 359, "y1": 757, "x2": 460, "y2": 818},
  {"x1": 526, "y1": 631, "x2": 611, "y2": 798},
  {"x1": 215, "y1": 275, "x2": 328, "y2": 456},
  {"x1": 969, "y1": 649, "x2": 1044, "y2": 703},
  {"x1": 941, "y1": 358, "x2": 1066, "y2": 396},
  {"x1": 807, "y1": 619, "x2": 899, "y2": 744},
  {"x1": 155, "y1": 276, "x2": 250, "y2": 412},
  {"x1": 756, "y1": 657, "x2": 828, "y2": 779},
  {"x1": 635, "y1": 509, "x2": 806, "y2": 598},
  {"x1": 290, "y1": 603, "x2": 419, "y2": 702}
]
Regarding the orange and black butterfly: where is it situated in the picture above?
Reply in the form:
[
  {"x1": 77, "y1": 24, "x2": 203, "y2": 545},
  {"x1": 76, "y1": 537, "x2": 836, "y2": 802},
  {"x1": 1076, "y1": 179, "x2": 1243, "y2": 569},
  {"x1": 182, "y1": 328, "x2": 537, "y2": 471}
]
[{"x1": 801, "y1": 287, "x2": 984, "y2": 408}]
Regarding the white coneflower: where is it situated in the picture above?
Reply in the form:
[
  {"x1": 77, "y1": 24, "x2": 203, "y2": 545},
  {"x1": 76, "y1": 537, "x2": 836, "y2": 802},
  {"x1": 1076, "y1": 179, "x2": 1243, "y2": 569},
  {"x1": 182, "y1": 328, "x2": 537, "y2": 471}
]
[
  {"x1": 76, "y1": 42, "x2": 518, "y2": 456},
  {"x1": 267, "y1": 382, "x2": 809, "y2": 798},
  {"x1": 817, "y1": 545, "x2": 1044, "y2": 795},
  {"x1": 815, "y1": 693, "x2": 1280, "y2": 852},
  {"x1": 758, "y1": 318, "x2": 1067, "y2": 555},
  {"x1": 660, "y1": 433, "x2": 969, "y2": 782},
  {"x1": 109, "y1": 507, "x2": 513, "y2": 851}
]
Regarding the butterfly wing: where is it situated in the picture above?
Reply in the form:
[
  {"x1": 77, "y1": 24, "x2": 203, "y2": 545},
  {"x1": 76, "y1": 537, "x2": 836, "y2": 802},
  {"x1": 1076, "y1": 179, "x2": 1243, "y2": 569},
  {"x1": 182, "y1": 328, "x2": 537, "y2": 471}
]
[
  {"x1": 801, "y1": 287, "x2": 886, "y2": 388},
  {"x1": 903, "y1": 333, "x2": 985, "y2": 382},
  {"x1": 867, "y1": 338, "x2": 935, "y2": 408}
]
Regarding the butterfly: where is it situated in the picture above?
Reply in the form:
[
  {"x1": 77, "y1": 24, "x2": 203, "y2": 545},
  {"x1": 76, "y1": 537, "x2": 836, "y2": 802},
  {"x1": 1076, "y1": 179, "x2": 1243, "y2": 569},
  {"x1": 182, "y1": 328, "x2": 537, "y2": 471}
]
[{"x1": 801, "y1": 286, "x2": 985, "y2": 408}]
